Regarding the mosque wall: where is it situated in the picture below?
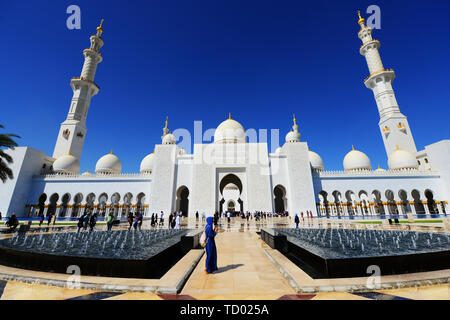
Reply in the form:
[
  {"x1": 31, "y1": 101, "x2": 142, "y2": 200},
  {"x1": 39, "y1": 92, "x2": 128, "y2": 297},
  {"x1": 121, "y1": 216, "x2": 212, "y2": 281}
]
[
  {"x1": 0, "y1": 147, "x2": 52, "y2": 217},
  {"x1": 284, "y1": 142, "x2": 318, "y2": 215},
  {"x1": 149, "y1": 144, "x2": 177, "y2": 214}
]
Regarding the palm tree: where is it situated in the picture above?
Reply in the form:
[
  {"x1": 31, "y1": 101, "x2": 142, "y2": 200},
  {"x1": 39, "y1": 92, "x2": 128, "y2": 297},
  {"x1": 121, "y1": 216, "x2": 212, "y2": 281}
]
[{"x1": 0, "y1": 125, "x2": 20, "y2": 183}]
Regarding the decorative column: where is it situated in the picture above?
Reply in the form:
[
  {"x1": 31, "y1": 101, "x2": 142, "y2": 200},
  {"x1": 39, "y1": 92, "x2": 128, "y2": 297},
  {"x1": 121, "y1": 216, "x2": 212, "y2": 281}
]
[
  {"x1": 436, "y1": 201, "x2": 443, "y2": 214},
  {"x1": 409, "y1": 201, "x2": 417, "y2": 214},
  {"x1": 423, "y1": 201, "x2": 430, "y2": 214},
  {"x1": 396, "y1": 201, "x2": 404, "y2": 215}
]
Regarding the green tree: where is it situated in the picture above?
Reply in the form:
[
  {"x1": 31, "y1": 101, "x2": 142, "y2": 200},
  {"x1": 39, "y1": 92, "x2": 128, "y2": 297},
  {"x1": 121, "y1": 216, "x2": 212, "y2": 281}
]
[{"x1": 0, "y1": 125, "x2": 20, "y2": 183}]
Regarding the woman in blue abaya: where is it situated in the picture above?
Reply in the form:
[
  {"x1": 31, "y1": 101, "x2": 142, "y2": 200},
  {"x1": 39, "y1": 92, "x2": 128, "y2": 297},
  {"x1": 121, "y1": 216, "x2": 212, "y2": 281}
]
[{"x1": 205, "y1": 216, "x2": 218, "y2": 274}]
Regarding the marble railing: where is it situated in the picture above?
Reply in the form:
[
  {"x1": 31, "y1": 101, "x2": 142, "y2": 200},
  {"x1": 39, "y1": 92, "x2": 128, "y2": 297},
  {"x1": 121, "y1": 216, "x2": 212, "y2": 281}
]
[
  {"x1": 313, "y1": 169, "x2": 439, "y2": 177},
  {"x1": 35, "y1": 172, "x2": 152, "y2": 180}
]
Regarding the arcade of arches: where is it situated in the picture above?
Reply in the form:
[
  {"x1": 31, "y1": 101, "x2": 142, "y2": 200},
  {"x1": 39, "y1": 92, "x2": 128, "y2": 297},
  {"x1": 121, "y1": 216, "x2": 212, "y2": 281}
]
[
  {"x1": 26, "y1": 192, "x2": 148, "y2": 218},
  {"x1": 317, "y1": 188, "x2": 448, "y2": 216}
]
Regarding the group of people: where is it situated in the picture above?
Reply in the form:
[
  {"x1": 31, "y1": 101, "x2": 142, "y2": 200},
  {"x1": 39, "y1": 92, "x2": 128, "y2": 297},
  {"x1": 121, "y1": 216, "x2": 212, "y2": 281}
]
[
  {"x1": 294, "y1": 210, "x2": 315, "y2": 228},
  {"x1": 148, "y1": 211, "x2": 182, "y2": 229},
  {"x1": 77, "y1": 212, "x2": 98, "y2": 232},
  {"x1": 127, "y1": 211, "x2": 144, "y2": 230}
]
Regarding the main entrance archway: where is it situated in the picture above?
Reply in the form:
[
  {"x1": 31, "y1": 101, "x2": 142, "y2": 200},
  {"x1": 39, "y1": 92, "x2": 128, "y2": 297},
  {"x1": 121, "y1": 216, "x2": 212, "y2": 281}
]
[{"x1": 219, "y1": 174, "x2": 243, "y2": 213}]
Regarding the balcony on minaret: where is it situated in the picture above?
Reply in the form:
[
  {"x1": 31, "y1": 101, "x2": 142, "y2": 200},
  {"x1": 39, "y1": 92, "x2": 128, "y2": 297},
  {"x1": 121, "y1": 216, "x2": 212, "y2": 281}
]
[{"x1": 397, "y1": 123, "x2": 407, "y2": 134}]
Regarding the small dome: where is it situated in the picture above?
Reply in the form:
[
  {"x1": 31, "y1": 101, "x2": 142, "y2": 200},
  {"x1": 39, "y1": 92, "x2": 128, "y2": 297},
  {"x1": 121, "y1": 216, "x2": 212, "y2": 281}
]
[
  {"x1": 162, "y1": 133, "x2": 177, "y2": 145},
  {"x1": 308, "y1": 150, "x2": 324, "y2": 171},
  {"x1": 95, "y1": 152, "x2": 121, "y2": 174},
  {"x1": 285, "y1": 130, "x2": 300, "y2": 143},
  {"x1": 178, "y1": 147, "x2": 186, "y2": 155},
  {"x1": 343, "y1": 147, "x2": 371, "y2": 171},
  {"x1": 140, "y1": 153, "x2": 154, "y2": 174},
  {"x1": 214, "y1": 116, "x2": 246, "y2": 144},
  {"x1": 81, "y1": 170, "x2": 91, "y2": 176},
  {"x1": 388, "y1": 148, "x2": 418, "y2": 170},
  {"x1": 375, "y1": 165, "x2": 387, "y2": 172},
  {"x1": 53, "y1": 154, "x2": 80, "y2": 174},
  {"x1": 275, "y1": 147, "x2": 282, "y2": 155}
]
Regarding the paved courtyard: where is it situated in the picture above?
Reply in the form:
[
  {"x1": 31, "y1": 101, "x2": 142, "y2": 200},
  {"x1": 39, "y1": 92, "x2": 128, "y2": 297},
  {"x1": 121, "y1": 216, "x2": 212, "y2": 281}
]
[{"x1": 0, "y1": 217, "x2": 448, "y2": 300}]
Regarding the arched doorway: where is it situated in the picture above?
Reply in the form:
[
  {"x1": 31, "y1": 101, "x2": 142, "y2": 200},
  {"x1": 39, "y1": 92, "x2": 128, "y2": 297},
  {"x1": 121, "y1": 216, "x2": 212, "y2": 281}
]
[
  {"x1": 37, "y1": 193, "x2": 47, "y2": 216},
  {"x1": 274, "y1": 185, "x2": 287, "y2": 213},
  {"x1": 176, "y1": 186, "x2": 189, "y2": 217},
  {"x1": 219, "y1": 174, "x2": 243, "y2": 214},
  {"x1": 227, "y1": 200, "x2": 236, "y2": 212}
]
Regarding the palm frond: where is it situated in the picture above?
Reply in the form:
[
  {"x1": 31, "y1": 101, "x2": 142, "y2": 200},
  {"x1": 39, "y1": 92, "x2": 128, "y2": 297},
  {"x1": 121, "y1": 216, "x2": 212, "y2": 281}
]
[
  {"x1": 0, "y1": 150, "x2": 13, "y2": 163},
  {"x1": 0, "y1": 159, "x2": 13, "y2": 183}
]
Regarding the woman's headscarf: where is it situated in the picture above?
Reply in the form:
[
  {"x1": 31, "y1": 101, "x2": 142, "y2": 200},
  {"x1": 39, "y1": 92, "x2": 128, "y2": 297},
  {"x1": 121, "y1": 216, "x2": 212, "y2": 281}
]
[{"x1": 206, "y1": 216, "x2": 213, "y2": 225}]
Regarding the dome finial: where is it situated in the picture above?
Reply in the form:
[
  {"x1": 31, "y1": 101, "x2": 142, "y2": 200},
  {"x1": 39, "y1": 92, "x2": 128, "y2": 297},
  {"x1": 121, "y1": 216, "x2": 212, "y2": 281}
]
[
  {"x1": 352, "y1": 145, "x2": 355, "y2": 151},
  {"x1": 165, "y1": 116, "x2": 168, "y2": 128},
  {"x1": 357, "y1": 10, "x2": 365, "y2": 25},
  {"x1": 68, "y1": 149, "x2": 72, "y2": 156},
  {"x1": 110, "y1": 148, "x2": 113, "y2": 155},
  {"x1": 293, "y1": 113, "x2": 297, "y2": 124},
  {"x1": 229, "y1": 113, "x2": 231, "y2": 120},
  {"x1": 396, "y1": 145, "x2": 400, "y2": 150},
  {"x1": 96, "y1": 19, "x2": 104, "y2": 36}
]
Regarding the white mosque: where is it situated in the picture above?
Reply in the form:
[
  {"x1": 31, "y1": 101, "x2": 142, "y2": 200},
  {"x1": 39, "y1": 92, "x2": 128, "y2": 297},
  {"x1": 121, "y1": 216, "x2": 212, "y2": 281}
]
[{"x1": 1, "y1": 14, "x2": 449, "y2": 220}]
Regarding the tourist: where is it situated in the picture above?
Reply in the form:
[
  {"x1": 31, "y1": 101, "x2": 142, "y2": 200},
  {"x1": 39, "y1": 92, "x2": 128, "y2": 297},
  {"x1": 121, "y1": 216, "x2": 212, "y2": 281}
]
[
  {"x1": 168, "y1": 212, "x2": 173, "y2": 229},
  {"x1": 106, "y1": 212, "x2": 114, "y2": 231},
  {"x1": 138, "y1": 212, "x2": 143, "y2": 230},
  {"x1": 47, "y1": 213, "x2": 52, "y2": 226},
  {"x1": 83, "y1": 213, "x2": 90, "y2": 230},
  {"x1": 159, "y1": 211, "x2": 164, "y2": 227},
  {"x1": 300, "y1": 211, "x2": 304, "y2": 221},
  {"x1": 204, "y1": 217, "x2": 218, "y2": 274},
  {"x1": 294, "y1": 213, "x2": 300, "y2": 229},
  {"x1": 77, "y1": 214, "x2": 84, "y2": 233},
  {"x1": 6, "y1": 213, "x2": 19, "y2": 231},
  {"x1": 151, "y1": 213, "x2": 155, "y2": 227},
  {"x1": 127, "y1": 211, "x2": 134, "y2": 230},
  {"x1": 89, "y1": 213, "x2": 97, "y2": 231},
  {"x1": 195, "y1": 211, "x2": 199, "y2": 220},
  {"x1": 133, "y1": 213, "x2": 139, "y2": 230},
  {"x1": 227, "y1": 211, "x2": 231, "y2": 223},
  {"x1": 174, "y1": 213, "x2": 180, "y2": 229},
  {"x1": 39, "y1": 211, "x2": 45, "y2": 226}
]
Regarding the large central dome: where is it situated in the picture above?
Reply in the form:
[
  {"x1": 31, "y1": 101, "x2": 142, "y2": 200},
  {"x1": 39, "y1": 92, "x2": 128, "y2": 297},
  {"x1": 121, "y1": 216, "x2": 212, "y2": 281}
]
[{"x1": 214, "y1": 115, "x2": 246, "y2": 144}]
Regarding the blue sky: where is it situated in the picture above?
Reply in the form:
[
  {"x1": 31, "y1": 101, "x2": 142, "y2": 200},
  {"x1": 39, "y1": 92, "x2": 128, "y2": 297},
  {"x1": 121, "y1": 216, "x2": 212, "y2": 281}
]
[{"x1": 1, "y1": 0, "x2": 449, "y2": 172}]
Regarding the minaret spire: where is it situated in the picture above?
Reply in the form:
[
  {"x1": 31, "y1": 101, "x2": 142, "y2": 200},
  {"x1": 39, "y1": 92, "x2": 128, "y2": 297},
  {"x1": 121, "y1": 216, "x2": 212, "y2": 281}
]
[
  {"x1": 357, "y1": 11, "x2": 417, "y2": 157},
  {"x1": 53, "y1": 21, "x2": 104, "y2": 160}
]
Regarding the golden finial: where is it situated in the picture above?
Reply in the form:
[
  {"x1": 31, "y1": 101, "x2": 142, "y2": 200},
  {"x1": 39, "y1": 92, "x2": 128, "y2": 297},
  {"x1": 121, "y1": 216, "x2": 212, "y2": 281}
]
[
  {"x1": 110, "y1": 148, "x2": 113, "y2": 154},
  {"x1": 352, "y1": 145, "x2": 355, "y2": 151},
  {"x1": 357, "y1": 11, "x2": 365, "y2": 25},
  {"x1": 68, "y1": 149, "x2": 72, "y2": 156},
  {"x1": 229, "y1": 113, "x2": 231, "y2": 120},
  {"x1": 293, "y1": 113, "x2": 297, "y2": 124},
  {"x1": 307, "y1": 145, "x2": 310, "y2": 151},
  {"x1": 165, "y1": 116, "x2": 168, "y2": 127},
  {"x1": 396, "y1": 145, "x2": 400, "y2": 150},
  {"x1": 97, "y1": 19, "x2": 104, "y2": 35}
]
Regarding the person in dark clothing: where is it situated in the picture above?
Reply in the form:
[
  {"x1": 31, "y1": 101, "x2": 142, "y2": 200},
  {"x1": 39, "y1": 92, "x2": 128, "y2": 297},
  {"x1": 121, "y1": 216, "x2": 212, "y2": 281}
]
[
  {"x1": 6, "y1": 214, "x2": 19, "y2": 231},
  {"x1": 47, "y1": 213, "x2": 53, "y2": 226},
  {"x1": 213, "y1": 212, "x2": 219, "y2": 227},
  {"x1": 127, "y1": 212, "x2": 134, "y2": 230},
  {"x1": 294, "y1": 213, "x2": 300, "y2": 229},
  {"x1": 151, "y1": 213, "x2": 155, "y2": 227},
  {"x1": 168, "y1": 212, "x2": 173, "y2": 229},
  {"x1": 204, "y1": 217, "x2": 218, "y2": 274},
  {"x1": 137, "y1": 213, "x2": 143, "y2": 230},
  {"x1": 77, "y1": 214, "x2": 84, "y2": 233},
  {"x1": 195, "y1": 211, "x2": 199, "y2": 220},
  {"x1": 89, "y1": 214, "x2": 97, "y2": 231},
  {"x1": 39, "y1": 211, "x2": 45, "y2": 226}
]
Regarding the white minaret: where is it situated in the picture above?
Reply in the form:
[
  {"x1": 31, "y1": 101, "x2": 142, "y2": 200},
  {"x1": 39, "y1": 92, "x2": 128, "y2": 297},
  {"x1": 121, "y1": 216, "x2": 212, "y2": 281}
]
[
  {"x1": 53, "y1": 20, "x2": 105, "y2": 160},
  {"x1": 357, "y1": 11, "x2": 417, "y2": 157}
]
